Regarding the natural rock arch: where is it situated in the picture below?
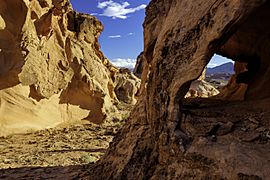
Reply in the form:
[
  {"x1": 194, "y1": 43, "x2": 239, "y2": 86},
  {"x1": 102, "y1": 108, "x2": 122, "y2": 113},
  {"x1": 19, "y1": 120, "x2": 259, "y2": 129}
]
[{"x1": 92, "y1": 0, "x2": 270, "y2": 179}]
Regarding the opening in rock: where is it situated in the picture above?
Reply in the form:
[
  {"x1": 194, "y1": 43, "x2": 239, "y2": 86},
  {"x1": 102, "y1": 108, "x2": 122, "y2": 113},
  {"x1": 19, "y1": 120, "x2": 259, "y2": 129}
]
[
  {"x1": 185, "y1": 1, "x2": 270, "y2": 102},
  {"x1": 206, "y1": 54, "x2": 234, "y2": 88},
  {"x1": 179, "y1": 5, "x2": 270, "y2": 178},
  {"x1": 185, "y1": 54, "x2": 234, "y2": 98}
]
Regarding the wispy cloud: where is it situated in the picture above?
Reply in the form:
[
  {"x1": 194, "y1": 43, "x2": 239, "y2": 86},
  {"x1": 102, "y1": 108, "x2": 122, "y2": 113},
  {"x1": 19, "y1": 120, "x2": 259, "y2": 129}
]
[
  {"x1": 96, "y1": 1, "x2": 147, "y2": 19},
  {"x1": 108, "y1": 35, "x2": 121, "y2": 38},
  {"x1": 111, "y1": 58, "x2": 136, "y2": 69},
  {"x1": 127, "y1": 32, "x2": 134, "y2": 36},
  {"x1": 207, "y1": 63, "x2": 218, "y2": 68}
]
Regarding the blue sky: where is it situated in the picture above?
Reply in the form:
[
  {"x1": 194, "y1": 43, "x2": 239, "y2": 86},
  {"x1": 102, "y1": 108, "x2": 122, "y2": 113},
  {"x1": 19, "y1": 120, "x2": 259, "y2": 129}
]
[
  {"x1": 70, "y1": 0, "x2": 150, "y2": 69},
  {"x1": 70, "y1": 1, "x2": 231, "y2": 69},
  {"x1": 209, "y1": 54, "x2": 233, "y2": 68}
]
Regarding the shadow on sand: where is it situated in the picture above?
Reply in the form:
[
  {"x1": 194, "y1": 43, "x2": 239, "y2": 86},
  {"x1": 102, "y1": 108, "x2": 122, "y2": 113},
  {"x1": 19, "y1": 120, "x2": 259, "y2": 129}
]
[{"x1": 0, "y1": 164, "x2": 94, "y2": 179}]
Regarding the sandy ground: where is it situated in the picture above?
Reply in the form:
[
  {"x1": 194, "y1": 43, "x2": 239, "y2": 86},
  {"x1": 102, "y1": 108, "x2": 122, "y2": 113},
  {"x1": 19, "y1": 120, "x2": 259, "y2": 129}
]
[
  {"x1": 0, "y1": 123, "x2": 121, "y2": 179},
  {"x1": 0, "y1": 123, "x2": 120, "y2": 169},
  {"x1": 0, "y1": 103, "x2": 131, "y2": 179},
  {"x1": 0, "y1": 99, "x2": 269, "y2": 179}
]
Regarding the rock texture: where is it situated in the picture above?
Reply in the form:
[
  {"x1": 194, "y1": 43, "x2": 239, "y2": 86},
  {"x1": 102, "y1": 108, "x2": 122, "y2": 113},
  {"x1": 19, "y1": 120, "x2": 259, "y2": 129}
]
[
  {"x1": 91, "y1": 0, "x2": 270, "y2": 179},
  {"x1": 185, "y1": 80, "x2": 219, "y2": 98},
  {"x1": 133, "y1": 52, "x2": 144, "y2": 78},
  {"x1": 216, "y1": 62, "x2": 248, "y2": 100},
  {"x1": 0, "y1": 0, "x2": 140, "y2": 136},
  {"x1": 114, "y1": 68, "x2": 140, "y2": 105},
  {"x1": 185, "y1": 68, "x2": 220, "y2": 98}
]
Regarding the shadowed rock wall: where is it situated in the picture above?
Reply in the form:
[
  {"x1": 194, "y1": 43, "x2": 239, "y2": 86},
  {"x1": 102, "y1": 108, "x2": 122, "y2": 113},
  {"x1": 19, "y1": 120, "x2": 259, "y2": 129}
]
[
  {"x1": 218, "y1": 3, "x2": 270, "y2": 100},
  {"x1": 92, "y1": 0, "x2": 270, "y2": 179}
]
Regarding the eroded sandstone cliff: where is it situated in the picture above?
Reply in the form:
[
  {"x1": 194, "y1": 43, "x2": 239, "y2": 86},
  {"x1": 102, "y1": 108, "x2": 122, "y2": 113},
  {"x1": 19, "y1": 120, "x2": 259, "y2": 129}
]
[
  {"x1": 1, "y1": 0, "x2": 270, "y2": 179},
  {"x1": 0, "y1": 0, "x2": 140, "y2": 136}
]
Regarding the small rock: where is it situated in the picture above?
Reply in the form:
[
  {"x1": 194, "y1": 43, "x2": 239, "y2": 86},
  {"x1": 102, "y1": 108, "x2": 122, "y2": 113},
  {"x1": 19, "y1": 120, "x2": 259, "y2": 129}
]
[
  {"x1": 266, "y1": 131, "x2": 270, "y2": 139},
  {"x1": 248, "y1": 123, "x2": 259, "y2": 131},
  {"x1": 248, "y1": 117, "x2": 260, "y2": 124},
  {"x1": 211, "y1": 135, "x2": 217, "y2": 142},
  {"x1": 242, "y1": 132, "x2": 260, "y2": 142},
  {"x1": 3, "y1": 159, "x2": 11, "y2": 164},
  {"x1": 28, "y1": 140, "x2": 37, "y2": 144},
  {"x1": 216, "y1": 122, "x2": 234, "y2": 136},
  {"x1": 256, "y1": 127, "x2": 266, "y2": 132},
  {"x1": 104, "y1": 128, "x2": 116, "y2": 136}
]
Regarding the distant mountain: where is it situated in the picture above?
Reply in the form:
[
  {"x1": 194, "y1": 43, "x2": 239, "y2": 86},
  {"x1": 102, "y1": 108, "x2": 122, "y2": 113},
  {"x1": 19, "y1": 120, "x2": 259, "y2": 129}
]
[{"x1": 206, "y1": 62, "x2": 234, "y2": 75}]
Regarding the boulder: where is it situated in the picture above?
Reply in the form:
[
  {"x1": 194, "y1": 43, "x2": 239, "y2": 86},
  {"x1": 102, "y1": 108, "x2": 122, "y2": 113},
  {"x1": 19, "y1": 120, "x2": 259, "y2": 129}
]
[{"x1": 185, "y1": 80, "x2": 219, "y2": 98}]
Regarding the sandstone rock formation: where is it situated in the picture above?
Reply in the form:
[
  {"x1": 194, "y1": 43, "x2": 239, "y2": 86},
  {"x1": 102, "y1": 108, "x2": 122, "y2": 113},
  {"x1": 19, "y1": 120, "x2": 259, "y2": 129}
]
[
  {"x1": 185, "y1": 68, "x2": 220, "y2": 98},
  {"x1": 91, "y1": 0, "x2": 270, "y2": 179},
  {"x1": 114, "y1": 68, "x2": 140, "y2": 105},
  {"x1": 216, "y1": 62, "x2": 248, "y2": 101},
  {"x1": 185, "y1": 80, "x2": 219, "y2": 98},
  {"x1": 133, "y1": 52, "x2": 144, "y2": 78},
  {"x1": 0, "y1": 0, "x2": 140, "y2": 136}
]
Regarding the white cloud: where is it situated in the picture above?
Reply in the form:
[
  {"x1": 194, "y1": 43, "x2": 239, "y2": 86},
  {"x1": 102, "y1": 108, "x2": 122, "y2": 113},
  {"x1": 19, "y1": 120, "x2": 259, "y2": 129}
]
[
  {"x1": 207, "y1": 63, "x2": 218, "y2": 68},
  {"x1": 111, "y1": 58, "x2": 136, "y2": 69},
  {"x1": 108, "y1": 35, "x2": 121, "y2": 38},
  {"x1": 127, "y1": 32, "x2": 134, "y2": 36},
  {"x1": 96, "y1": 1, "x2": 147, "y2": 19}
]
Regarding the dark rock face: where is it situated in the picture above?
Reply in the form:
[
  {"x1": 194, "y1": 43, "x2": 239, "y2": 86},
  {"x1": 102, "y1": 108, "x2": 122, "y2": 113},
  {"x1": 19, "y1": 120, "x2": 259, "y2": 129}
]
[
  {"x1": 92, "y1": 0, "x2": 270, "y2": 179},
  {"x1": 218, "y1": 3, "x2": 270, "y2": 100},
  {"x1": 133, "y1": 52, "x2": 144, "y2": 78}
]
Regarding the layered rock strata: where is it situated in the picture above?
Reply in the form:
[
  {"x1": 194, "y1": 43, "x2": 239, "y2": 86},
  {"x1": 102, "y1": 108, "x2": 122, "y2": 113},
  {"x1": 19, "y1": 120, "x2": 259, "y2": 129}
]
[{"x1": 0, "y1": 0, "x2": 140, "y2": 136}]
